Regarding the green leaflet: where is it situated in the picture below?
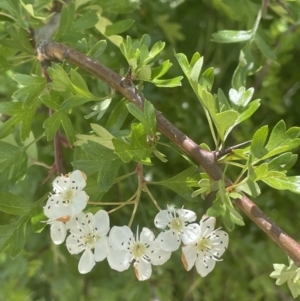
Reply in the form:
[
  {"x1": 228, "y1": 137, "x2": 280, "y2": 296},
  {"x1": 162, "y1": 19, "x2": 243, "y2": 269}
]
[{"x1": 150, "y1": 166, "x2": 199, "y2": 202}]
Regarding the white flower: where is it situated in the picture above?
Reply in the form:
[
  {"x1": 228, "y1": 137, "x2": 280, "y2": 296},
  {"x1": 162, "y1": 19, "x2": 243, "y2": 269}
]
[
  {"x1": 66, "y1": 210, "x2": 110, "y2": 274},
  {"x1": 44, "y1": 170, "x2": 88, "y2": 220},
  {"x1": 43, "y1": 170, "x2": 89, "y2": 244},
  {"x1": 107, "y1": 226, "x2": 171, "y2": 281},
  {"x1": 154, "y1": 207, "x2": 201, "y2": 252},
  {"x1": 181, "y1": 215, "x2": 229, "y2": 277}
]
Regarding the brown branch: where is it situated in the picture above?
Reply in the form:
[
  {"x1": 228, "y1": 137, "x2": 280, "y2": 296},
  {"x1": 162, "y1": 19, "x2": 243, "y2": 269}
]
[{"x1": 36, "y1": 41, "x2": 300, "y2": 265}]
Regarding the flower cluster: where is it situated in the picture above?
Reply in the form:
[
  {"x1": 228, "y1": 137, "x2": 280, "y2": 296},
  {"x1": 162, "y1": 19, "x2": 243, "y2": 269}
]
[{"x1": 44, "y1": 171, "x2": 229, "y2": 280}]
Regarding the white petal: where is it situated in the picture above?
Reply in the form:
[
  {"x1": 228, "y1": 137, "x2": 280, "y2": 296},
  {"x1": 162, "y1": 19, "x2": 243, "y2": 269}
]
[
  {"x1": 195, "y1": 254, "x2": 216, "y2": 277},
  {"x1": 154, "y1": 210, "x2": 170, "y2": 229},
  {"x1": 199, "y1": 216, "x2": 216, "y2": 236},
  {"x1": 69, "y1": 170, "x2": 86, "y2": 191},
  {"x1": 66, "y1": 212, "x2": 85, "y2": 236},
  {"x1": 50, "y1": 221, "x2": 67, "y2": 245},
  {"x1": 78, "y1": 249, "x2": 95, "y2": 274},
  {"x1": 44, "y1": 195, "x2": 71, "y2": 219},
  {"x1": 176, "y1": 208, "x2": 197, "y2": 222},
  {"x1": 147, "y1": 242, "x2": 171, "y2": 265},
  {"x1": 109, "y1": 226, "x2": 134, "y2": 250},
  {"x1": 71, "y1": 191, "x2": 88, "y2": 215},
  {"x1": 181, "y1": 223, "x2": 200, "y2": 245},
  {"x1": 73, "y1": 212, "x2": 93, "y2": 235},
  {"x1": 107, "y1": 249, "x2": 131, "y2": 272},
  {"x1": 156, "y1": 230, "x2": 181, "y2": 252},
  {"x1": 66, "y1": 234, "x2": 85, "y2": 254},
  {"x1": 134, "y1": 259, "x2": 152, "y2": 281},
  {"x1": 211, "y1": 230, "x2": 229, "y2": 257},
  {"x1": 139, "y1": 227, "x2": 155, "y2": 244},
  {"x1": 181, "y1": 244, "x2": 197, "y2": 271},
  {"x1": 94, "y1": 236, "x2": 110, "y2": 262},
  {"x1": 94, "y1": 210, "x2": 110, "y2": 236},
  {"x1": 52, "y1": 175, "x2": 69, "y2": 192}
]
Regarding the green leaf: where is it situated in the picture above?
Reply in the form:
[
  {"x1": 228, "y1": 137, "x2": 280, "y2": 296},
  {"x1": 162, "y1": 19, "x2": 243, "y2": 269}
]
[
  {"x1": 5, "y1": 24, "x2": 34, "y2": 54},
  {"x1": 146, "y1": 41, "x2": 165, "y2": 63},
  {"x1": 72, "y1": 11, "x2": 99, "y2": 31},
  {"x1": 254, "y1": 33, "x2": 277, "y2": 62},
  {"x1": 55, "y1": 3, "x2": 75, "y2": 38},
  {"x1": 9, "y1": 223, "x2": 26, "y2": 258},
  {"x1": 0, "y1": 193, "x2": 47, "y2": 258},
  {"x1": 151, "y1": 60, "x2": 172, "y2": 79},
  {"x1": 76, "y1": 123, "x2": 115, "y2": 150},
  {"x1": 137, "y1": 65, "x2": 151, "y2": 81},
  {"x1": 20, "y1": 0, "x2": 48, "y2": 20},
  {"x1": 113, "y1": 124, "x2": 152, "y2": 164},
  {"x1": 207, "y1": 196, "x2": 224, "y2": 217},
  {"x1": 263, "y1": 120, "x2": 300, "y2": 159},
  {"x1": 106, "y1": 99, "x2": 129, "y2": 134},
  {"x1": 250, "y1": 125, "x2": 268, "y2": 159},
  {"x1": 175, "y1": 52, "x2": 190, "y2": 78},
  {"x1": 235, "y1": 99, "x2": 260, "y2": 124},
  {"x1": 30, "y1": 207, "x2": 47, "y2": 233},
  {"x1": 268, "y1": 153, "x2": 297, "y2": 172},
  {"x1": 199, "y1": 67, "x2": 214, "y2": 92},
  {"x1": 229, "y1": 87, "x2": 254, "y2": 108},
  {"x1": 237, "y1": 180, "x2": 261, "y2": 197},
  {"x1": 152, "y1": 76, "x2": 183, "y2": 88},
  {"x1": 105, "y1": 19, "x2": 134, "y2": 36},
  {"x1": 73, "y1": 141, "x2": 118, "y2": 175},
  {"x1": 0, "y1": 141, "x2": 28, "y2": 188},
  {"x1": 151, "y1": 166, "x2": 199, "y2": 202},
  {"x1": 98, "y1": 159, "x2": 122, "y2": 192},
  {"x1": 262, "y1": 176, "x2": 300, "y2": 194},
  {"x1": 217, "y1": 89, "x2": 232, "y2": 111},
  {"x1": 0, "y1": 192, "x2": 34, "y2": 215},
  {"x1": 212, "y1": 30, "x2": 252, "y2": 43},
  {"x1": 127, "y1": 103, "x2": 146, "y2": 124},
  {"x1": 201, "y1": 90, "x2": 238, "y2": 142},
  {"x1": 60, "y1": 112, "x2": 76, "y2": 145},
  {"x1": 40, "y1": 90, "x2": 62, "y2": 111},
  {"x1": 88, "y1": 40, "x2": 107, "y2": 60},
  {"x1": 43, "y1": 111, "x2": 63, "y2": 141},
  {"x1": 144, "y1": 100, "x2": 157, "y2": 135},
  {"x1": 48, "y1": 65, "x2": 95, "y2": 99},
  {"x1": 190, "y1": 56, "x2": 203, "y2": 86}
]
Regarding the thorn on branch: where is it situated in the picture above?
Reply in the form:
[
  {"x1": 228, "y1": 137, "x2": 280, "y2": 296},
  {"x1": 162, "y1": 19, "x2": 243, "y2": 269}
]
[
  {"x1": 120, "y1": 67, "x2": 134, "y2": 88},
  {"x1": 215, "y1": 140, "x2": 251, "y2": 160}
]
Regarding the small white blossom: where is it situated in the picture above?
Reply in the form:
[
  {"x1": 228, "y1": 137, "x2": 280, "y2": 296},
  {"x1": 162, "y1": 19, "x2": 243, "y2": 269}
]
[
  {"x1": 107, "y1": 226, "x2": 171, "y2": 281},
  {"x1": 66, "y1": 210, "x2": 110, "y2": 274},
  {"x1": 44, "y1": 170, "x2": 88, "y2": 244},
  {"x1": 44, "y1": 170, "x2": 88, "y2": 219},
  {"x1": 154, "y1": 207, "x2": 201, "y2": 252},
  {"x1": 181, "y1": 215, "x2": 229, "y2": 277}
]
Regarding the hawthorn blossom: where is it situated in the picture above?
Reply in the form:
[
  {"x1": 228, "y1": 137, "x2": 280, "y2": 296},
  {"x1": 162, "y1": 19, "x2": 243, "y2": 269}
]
[
  {"x1": 44, "y1": 170, "x2": 88, "y2": 244},
  {"x1": 66, "y1": 210, "x2": 110, "y2": 274},
  {"x1": 154, "y1": 207, "x2": 201, "y2": 252},
  {"x1": 107, "y1": 226, "x2": 171, "y2": 281},
  {"x1": 181, "y1": 215, "x2": 229, "y2": 277}
]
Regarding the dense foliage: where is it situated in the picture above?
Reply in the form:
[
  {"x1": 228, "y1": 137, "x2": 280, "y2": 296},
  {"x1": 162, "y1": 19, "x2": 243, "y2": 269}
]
[{"x1": 1, "y1": 0, "x2": 300, "y2": 300}]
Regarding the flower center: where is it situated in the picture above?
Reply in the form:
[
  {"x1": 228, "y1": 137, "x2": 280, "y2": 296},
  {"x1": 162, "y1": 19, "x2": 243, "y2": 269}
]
[
  {"x1": 196, "y1": 237, "x2": 212, "y2": 253},
  {"x1": 62, "y1": 188, "x2": 75, "y2": 204},
  {"x1": 84, "y1": 233, "x2": 99, "y2": 249},
  {"x1": 131, "y1": 242, "x2": 146, "y2": 259},
  {"x1": 170, "y1": 217, "x2": 184, "y2": 232}
]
